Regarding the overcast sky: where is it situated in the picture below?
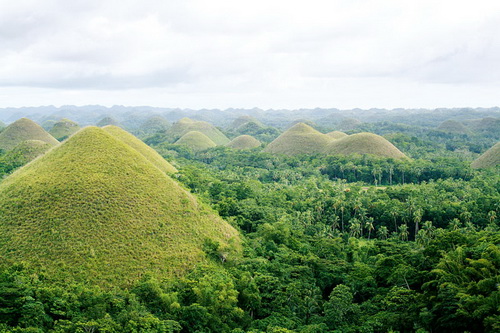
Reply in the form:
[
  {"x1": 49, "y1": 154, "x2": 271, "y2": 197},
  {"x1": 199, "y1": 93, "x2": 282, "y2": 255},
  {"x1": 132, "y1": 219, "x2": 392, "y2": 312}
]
[{"x1": 0, "y1": 0, "x2": 499, "y2": 109}]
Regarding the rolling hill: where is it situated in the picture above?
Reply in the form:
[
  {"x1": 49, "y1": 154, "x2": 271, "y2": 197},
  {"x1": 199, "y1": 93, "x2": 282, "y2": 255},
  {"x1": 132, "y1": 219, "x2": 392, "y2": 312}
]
[
  {"x1": 167, "y1": 118, "x2": 230, "y2": 145},
  {"x1": 174, "y1": 131, "x2": 217, "y2": 152},
  {"x1": 0, "y1": 127, "x2": 239, "y2": 287},
  {"x1": 437, "y1": 119, "x2": 471, "y2": 134},
  {"x1": 0, "y1": 118, "x2": 59, "y2": 151},
  {"x1": 324, "y1": 132, "x2": 408, "y2": 159},
  {"x1": 263, "y1": 123, "x2": 333, "y2": 155},
  {"x1": 326, "y1": 131, "x2": 348, "y2": 139},
  {"x1": 471, "y1": 142, "x2": 500, "y2": 169},
  {"x1": 103, "y1": 125, "x2": 177, "y2": 174},
  {"x1": 226, "y1": 135, "x2": 261, "y2": 150},
  {"x1": 49, "y1": 118, "x2": 81, "y2": 141}
]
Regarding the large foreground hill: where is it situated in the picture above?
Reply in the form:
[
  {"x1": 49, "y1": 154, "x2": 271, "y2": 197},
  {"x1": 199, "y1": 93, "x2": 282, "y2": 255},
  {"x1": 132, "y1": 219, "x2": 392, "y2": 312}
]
[{"x1": 0, "y1": 127, "x2": 239, "y2": 286}]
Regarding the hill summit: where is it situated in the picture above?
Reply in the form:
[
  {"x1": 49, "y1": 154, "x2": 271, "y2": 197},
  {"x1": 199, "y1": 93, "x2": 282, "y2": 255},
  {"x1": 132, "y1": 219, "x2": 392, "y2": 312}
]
[
  {"x1": 471, "y1": 142, "x2": 500, "y2": 169},
  {"x1": 167, "y1": 118, "x2": 230, "y2": 145},
  {"x1": 175, "y1": 131, "x2": 217, "y2": 151},
  {"x1": 49, "y1": 118, "x2": 81, "y2": 141},
  {"x1": 324, "y1": 132, "x2": 408, "y2": 159},
  {"x1": 226, "y1": 135, "x2": 261, "y2": 150},
  {"x1": 263, "y1": 122, "x2": 333, "y2": 155},
  {"x1": 0, "y1": 127, "x2": 239, "y2": 286},
  {"x1": 0, "y1": 118, "x2": 59, "y2": 151}
]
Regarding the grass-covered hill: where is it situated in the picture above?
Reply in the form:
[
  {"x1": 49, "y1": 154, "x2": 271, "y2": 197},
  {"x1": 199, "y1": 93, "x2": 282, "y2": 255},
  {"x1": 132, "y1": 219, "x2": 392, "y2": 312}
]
[
  {"x1": 229, "y1": 115, "x2": 264, "y2": 130},
  {"x1": 103, "y1": 125, "x2": 177, "y2": 174},
  {"x1": 325, "y1": 132, "x2": 408, "y2": 159},
  {"x1": 0, "y1": 127, "x2": 239, "y2": 287},
  {"x1": 0, "y1": 120, "x2": 5, "y2": 130},
  {"x1": 471, "y1": 142, "x2": 500, "y2": 169},
  {"x1": 226, "y1": 135, "x2": 261, "y2": 150},
  {"x1": 338, "y1": 118, "x2": 362, "y2": 131},
  {"x1": 437, "y1": 119, "x2": 471, "y2": 134},
  {"x1": 167, "y1": 118, "x2": 230, "y2": 145},
  {"x1": 96, "y1": 116, "x2": 121, "y2": 127},
  {"x1": 48, "y1": 118, "x2": 81, "y2": 141},
  {"x1": 0, "y1": 118, "x2": 59, "y2": 151},
  {"x1": 263, "y1": 122, "x2": 333, "y2": 155},
  {"x1": 175, "y1": 131, "x2": 217, "y2": 152},
  {"x1": 137, "y1": 115, "x2": 171, "y2": 136},
  {"x1": 326, "y1": 130, "x2": 348, "y2": 139}
]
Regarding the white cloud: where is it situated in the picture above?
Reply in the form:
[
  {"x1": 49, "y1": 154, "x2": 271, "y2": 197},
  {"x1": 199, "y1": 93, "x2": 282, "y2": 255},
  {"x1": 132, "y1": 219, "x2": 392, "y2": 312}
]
[{"x1": 0, "y1": 0, "x2": 499, "y2": 108}]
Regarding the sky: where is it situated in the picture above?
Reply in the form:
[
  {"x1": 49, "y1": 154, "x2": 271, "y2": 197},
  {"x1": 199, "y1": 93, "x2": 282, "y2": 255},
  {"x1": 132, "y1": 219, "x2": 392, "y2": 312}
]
[{"x1": 0, "y1": 0, "x2": 499, "y2": 109}]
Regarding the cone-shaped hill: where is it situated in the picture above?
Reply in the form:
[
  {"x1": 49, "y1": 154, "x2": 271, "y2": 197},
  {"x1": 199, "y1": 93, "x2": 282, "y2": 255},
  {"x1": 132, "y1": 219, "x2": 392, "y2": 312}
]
[
  {"x1": 49, "y1": 118, "x2": 81, "y2": 141},
  {"x1": 175, "y1": 131, "x2": 217, "y2": 152},
  {"x1": 226, "y1": 135, "x2": 261, "y2": 150},
  {"x1": 168, "y1": 118, "x2": 230, "y2": 145},
  {"x1": 229, "y1": 116, "x2": 264, "y2": 130},
  {"x1": 263, "y1": 123, "x2": 333, "y2": 155},
  {"x1": 0, "y1": 127, "x2": 239, "y2": 287},
  {"x1": 96, "y1": 116, "x2": 121, "y2": 127},
  {"x1": 4, "y1": 140, "x2": 52, "y2": 165},
  {"x1": 325, "y1": 132, "x2": 408, "y2": 159},
  {"x1": 437, "y1": 120, "x2": 471, "y2": 134},
  {"x1": 138, "y1": 115, "x2": 171, "y2": 135},
  {"x1": 0, "y1": 118, "x2": 59, "y2": 151},
  {"x1": 326, "y1": 131, "x2": 348, "y2": 139},
  {"x1": 103, "y1": 125, "x2": 177, "y2": 174},
  {"x1": 471, "y1": 142, "x2": 500, "y2": 169}
]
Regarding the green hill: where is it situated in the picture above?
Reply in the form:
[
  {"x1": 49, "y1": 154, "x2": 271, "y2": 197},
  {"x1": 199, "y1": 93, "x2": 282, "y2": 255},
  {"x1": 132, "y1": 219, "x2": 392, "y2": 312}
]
[
  {"x1": 229, "y1": 116, "x2": 264, "y2": 130},
  {"x1": 167, "y1": 118, "x2": 230, "y2": 145},
  {"x1": 175, "y1": 131, "x2": 217, "y2": 152},
  {"x1": 0, "y1": 127, "x2": 239, "y2": 287},
  {"x1": 0, "y1": 140, "x2": 52, "y2": 171},
  {"x1": 326, "y1": 131, "x2": 348, "y2": 139},
  {"x1": 226, "y1": 135, "x2": 261, "y2": 150},
  {"x1": 96, "y1": 116, "x2": 121, "y2": 127},
  {"x1": 325, "y1": 132, "x2": 408, "y2": 159},
  {"x1": 137, "y1": 115, "x2": 171, "y2": 136},
  {"x1": 471, "y1": 142, "x2": 500, "y2": 169},
  {"x1": 49, "y1": 118, "x2": 81, "y2": 141},
  {"x1": 103, "y1": 125, "x2": 177, "y2": 173},
  {"x1": 0, "y1": 118, "x2": 59, "y2": 151},
  {"x1": 437, "y1": 120, "x2": 471, "y2": 134},
  {"x1": 338, "y1": 118, "x2": 362, "y2": 131},
  {"x1": 263, "y1": 123, "x2": 333, "y2": 155}
]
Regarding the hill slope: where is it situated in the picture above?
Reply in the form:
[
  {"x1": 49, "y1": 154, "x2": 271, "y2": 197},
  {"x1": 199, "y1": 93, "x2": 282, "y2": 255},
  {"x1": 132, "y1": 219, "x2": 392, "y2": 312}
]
[
  {"x1": 168, "y1": 118, "x2": 230, "y2": 145},
  {"x1": 0, "y1": 127, "x2": 239, "y2": 287},
  {"x1": 437, "y1": 120, "x2": 471, "y2": 134},
  {"x1": 226, "y1": 135, "x2": 261, "y2": 150},
  {"x1": 0, "y1": 118, "x2": 59, "y2": 151},
  {"x1": 263, "y1": 123, "x2": 333, "y2": 155},
  {"x1": 49, "y1": 118, "x2": 81, "y2": 141},
  {"x1": 326, "y1": 131, "x2": 348, "y2": 139},
  {"x1": 325, "y1": 132, "x2": 408, "y2": 159},
  {"x1": 103, "y1": 125, "x2": 177, "y2": 173},
  {"x1": 175, "y1": 131, "x2": 217, "y2": 151},
  {"x1": 471, "y1": 142, "x2": 500, "y2": 169}
]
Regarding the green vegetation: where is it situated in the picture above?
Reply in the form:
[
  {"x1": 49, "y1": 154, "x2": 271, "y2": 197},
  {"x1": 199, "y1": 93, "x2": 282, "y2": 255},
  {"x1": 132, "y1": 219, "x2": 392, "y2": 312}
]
[
  {"x1": 226, "y1": 135, "x2": 261, "y2": 150},
  {"x1": 325, "y1": 132, "x2": 408, "y2": 159},
  {"x1": 175, "y1": 131, "x2": 217, "y2": 152},
  {"x1": 103, "y1": 125, "x2": 177, "y2": 174},
  {"x1": 136, "y1": 115, "x2": 171, "y2": 137},
  {"x1": 0, "y1": 140, "x2": 52, "y2": 175},
  {"x1": 164, "y1": 118, "x2": 230, "y2": 145},
  {"x1": 48, "y1": 118, "x2": 80, "y2": 141},
  {"x1": 0, "y1": 118, "x2": 59, "y2": 151},
  {"x1": 0, "y1": 127, "x2": 239, "y2": 287},
  {"x1": 229, "y1": 115, "x2": 264, "y2": 130},
  {"x1": 472, "y1": 142, "x2": 500, "y2": 169},
  {"x1": 438, "y1": 119, "x2": 471, "y2": 134},
  {"x1": 264, "y1": 123, "x2": 333, "y2": 155},
  {"x1": 326, "y1": 130, "x2": 348, "y2": 139},
  {"x1": 96, "y1": 116, "x2": 120, "y2": 127}
]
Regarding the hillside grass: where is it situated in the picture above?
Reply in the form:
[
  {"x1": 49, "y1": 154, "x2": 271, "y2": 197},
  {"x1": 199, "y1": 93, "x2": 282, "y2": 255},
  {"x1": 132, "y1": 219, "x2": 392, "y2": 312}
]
[
  {"x1": 471, "y1": 142, "x2": 500, "y2": 169},
  {"x1": 326, "y1": 131, "x2": 348, "y2": 139},
  {"x1": 0, "y1": 118, "x2": 59, "y2": 151},
  {"x1": 103, "y1": 125, "x2": 177, "y2": 173},
  {"x1": 49, "y1": 118, "x2": 80, "y2": 141},
  {"x1": 437, "y1": 119, "x2": 471, "y2": 134},
  {"x1": 167, "y1": 118, "x2": 230, "y2": 145},
  {"x1": 263, "y1": 122, "x2": 333, "y2": 155},
  {"x1": 174, "y1": 131, "x2": 217, "y2": 151},
  {"x1": 226, "y1": 135, "x2": 261, "y2": 150},
  {"x1": 0, "y1": 127, "x2": 239, "y2": 287},
  {"x1": 324, "y1": 132, "x2": 408, "y2": 159}
]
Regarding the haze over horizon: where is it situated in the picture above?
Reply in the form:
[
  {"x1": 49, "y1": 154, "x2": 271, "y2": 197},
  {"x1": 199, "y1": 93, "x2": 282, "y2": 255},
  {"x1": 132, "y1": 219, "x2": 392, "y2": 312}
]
[{"x1": 1, "y1": 0, "x2": 499, "y2": 110}]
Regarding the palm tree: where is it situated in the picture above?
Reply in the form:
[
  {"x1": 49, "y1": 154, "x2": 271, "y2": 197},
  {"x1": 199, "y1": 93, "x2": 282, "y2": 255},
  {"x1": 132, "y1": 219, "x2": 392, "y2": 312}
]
[
  {"x1": 377, "y1": 226, "x2": 389, "y2": 240},
  {"x1": 398, "y1": 224, "x2": 409, "y2": 241},
  {"x1": 413, "y1": 208, "x2": 423, "y2": 241},
  {"x1": 349, "y1": 218, "x2": 361, "y2": 238},
  {"x1": 365, "y1": 218, "x2": 375, "y2": 240}
]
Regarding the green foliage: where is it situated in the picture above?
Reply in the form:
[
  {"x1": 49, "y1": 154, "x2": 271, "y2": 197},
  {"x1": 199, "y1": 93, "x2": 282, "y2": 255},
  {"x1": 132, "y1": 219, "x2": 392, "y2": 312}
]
[
  {"x1": 48, "y1": 119, "x2": 80, "y2": 141},
  {"x1": 0, "y1": 118, "x2": 58, "y2": 151}
]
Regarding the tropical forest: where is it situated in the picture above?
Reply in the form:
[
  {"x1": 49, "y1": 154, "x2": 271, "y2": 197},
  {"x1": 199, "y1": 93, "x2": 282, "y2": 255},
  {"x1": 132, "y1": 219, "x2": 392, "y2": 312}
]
[{"x1": 0, "y1": 106, "x2": 499, "y2": 333}]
